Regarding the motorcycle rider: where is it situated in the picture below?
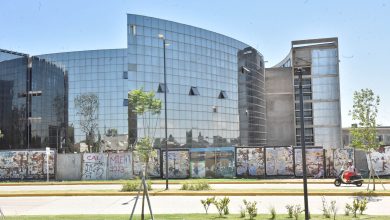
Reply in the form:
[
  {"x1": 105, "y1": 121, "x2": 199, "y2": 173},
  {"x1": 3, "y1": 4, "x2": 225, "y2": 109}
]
[{"x1": 343, "y1": 159, "x2": 356, "y2": 182}]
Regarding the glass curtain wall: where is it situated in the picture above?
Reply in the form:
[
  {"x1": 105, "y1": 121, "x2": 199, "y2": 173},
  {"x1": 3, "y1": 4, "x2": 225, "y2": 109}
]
[{"x1": 127, "y1": 14, "x2": 257, "y2": 148}]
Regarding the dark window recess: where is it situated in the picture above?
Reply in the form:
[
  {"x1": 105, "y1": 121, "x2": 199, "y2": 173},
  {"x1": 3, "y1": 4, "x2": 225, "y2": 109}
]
[
  {"x1": 157, "y1": 83, "x2": 169, "y2": 93},
  {"x1": 218, "y1": 90, "x2": 228, "y2": 99},
  {"x1": 189, "y1": 86, "x2": 200, "y2": 96},
  {"x1": 240, "y1": 66, "x2": 250, "y2": 74},
  {"x1": 123, "y1": 71, "x2": 128, "y2": 79},
  {"x1": 123, "y1": 99, "x2": 128, "y2": 106}
]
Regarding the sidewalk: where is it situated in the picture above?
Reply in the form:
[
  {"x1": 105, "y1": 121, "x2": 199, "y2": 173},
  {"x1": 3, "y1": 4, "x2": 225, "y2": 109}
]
[{"x1": 2, "y1": 178, "x2": 389, "y2": 186}]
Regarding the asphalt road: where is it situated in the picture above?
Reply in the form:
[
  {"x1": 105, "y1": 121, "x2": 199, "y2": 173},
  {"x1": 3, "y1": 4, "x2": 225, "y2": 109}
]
[
  {"x1": 0, "y1": 183, "x2": 388, "y2": 191},
  {"x1": 1, "y1": 195, "x2": 389, "y2": 216}
]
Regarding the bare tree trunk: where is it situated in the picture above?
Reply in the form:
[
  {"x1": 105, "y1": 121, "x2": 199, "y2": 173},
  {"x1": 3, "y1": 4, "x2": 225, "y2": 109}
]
[
  {"x1": 141, "y1": 157, "x2": 149, "y2": 220},
  {"x1": 369, "y1": 152, "x2": 376, "y2": 191}
]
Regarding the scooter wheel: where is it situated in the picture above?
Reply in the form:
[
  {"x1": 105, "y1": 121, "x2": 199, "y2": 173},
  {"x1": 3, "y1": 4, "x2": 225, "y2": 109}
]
[
  {"x1": 334, "y1": 179, "x2": 341, "y2": 187},
  {"x1": 356, "y1": 181, "x2": 363, "y2": 187}
]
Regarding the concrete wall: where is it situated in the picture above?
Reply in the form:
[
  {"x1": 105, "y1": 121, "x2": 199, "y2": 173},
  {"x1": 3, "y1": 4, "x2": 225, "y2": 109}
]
[
  {"x1": 0, "y1": 150, "x2": 55, "y2": 180},
  {"x1": 82, "y1": 153, "x2": 108, "y2": 180},
  {"x1": 367, "y1": 146, "x2": 390, "y2": 176},
  {"x1": 355, "y1": 149, "x2": 369, "y2": 177},
  {"x1": 56, "y1": 154, "x2": 82, "y2": 181},
  {"x1": 265, "y1": 67, "x2": 295, "y2": 146},
  {"x1": 107, "y1": 153, "x2": 132, "y2": 180}
]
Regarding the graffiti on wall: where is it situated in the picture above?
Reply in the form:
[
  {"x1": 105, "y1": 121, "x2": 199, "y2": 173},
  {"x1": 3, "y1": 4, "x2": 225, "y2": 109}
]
[
  {"x1": 266, "y1": 147, "x2": 294, "y2": 176},
  {"x1": 162, "y1": 150, "x2": 190, "y2": 178},
  {"x1": 132, "y1": 149, "x2": 160, "y2": 177},
  {"x1": 190, "y1": 147, "x2": 235, "y2": 178},
  {"x1": 190, "y1": 149, "x2": 206, "y2": 178},
  {"x1": 28, "y1": 151, "x2": 55, "y2": 178},
  {"x1": 331, "y1": 148, "x2": 354, "y2": 176},
  {"x1": 82, "y1": 153, "x2": 107, "y2": 180},
  {"x1": 215, "y1": 147, "x2": 235, "y2": 178},
  {"x1": 367, "y1": 146, "x2": 390, "y2": 176},
  {"x1": 236, "y1": 147, "x2": 265, "y2": 177},
  {"x1": 0, "y1": 151, "x2": 27, "y2": 179},
  {"x1": 0, "y1": 150, "x2": 55, "y2": 180},
  {"x1": 107, "y1": 153, "x2": 132, "y2": 180},
  {"x1": 295, "y1": 148, "x2": 324, "y2": 177}
]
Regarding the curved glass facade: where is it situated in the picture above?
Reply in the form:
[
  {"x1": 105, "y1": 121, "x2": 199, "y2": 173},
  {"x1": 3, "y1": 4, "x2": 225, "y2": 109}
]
[
  {"x1": 0, "y1": 51, "x2": 66, "y2": 150},
  {"x1": 39, "y1": 49, "x2": 128, "y2": 151},
  {"x1": 38, "y1": 14, "x2": 266, "y2": 151}
]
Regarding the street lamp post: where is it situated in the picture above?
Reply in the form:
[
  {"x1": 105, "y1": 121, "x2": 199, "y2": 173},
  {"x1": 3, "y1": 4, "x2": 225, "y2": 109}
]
[
  {"x1": 297, "y1": 68, "x2": 309, "y2": 220},
  {"x1": 158, "y1": 34, "x2": 169, "y2": 190}
]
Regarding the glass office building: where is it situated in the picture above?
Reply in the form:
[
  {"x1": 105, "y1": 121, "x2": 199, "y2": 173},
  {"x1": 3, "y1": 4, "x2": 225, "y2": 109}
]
[
  {"x1": 37, "y1": 14, "x2": 266, "y2": 151},
  {"x1": 0, "y1": 49, "x2": 67, "y2": 150},
  {"x1": 1, "y1": 15, "x2": 341, "y2": 151}
]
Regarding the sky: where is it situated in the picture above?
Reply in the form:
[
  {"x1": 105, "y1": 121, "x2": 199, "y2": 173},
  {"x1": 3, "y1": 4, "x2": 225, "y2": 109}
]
[{"x1": 1, "y1": 0, "x2": 389, "y2": 127}]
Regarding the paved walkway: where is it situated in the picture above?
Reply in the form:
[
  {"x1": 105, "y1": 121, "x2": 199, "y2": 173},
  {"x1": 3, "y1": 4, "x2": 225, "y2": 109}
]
[{"x1": 1, "y1": 195, "x2": 389, "y2": 216}]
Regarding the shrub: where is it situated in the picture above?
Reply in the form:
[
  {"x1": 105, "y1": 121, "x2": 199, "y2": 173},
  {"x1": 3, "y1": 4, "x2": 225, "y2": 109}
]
[
  {"x1": 359, "y1": 198, "x2": 368, "y2": 215},
  {"x1": 286, "y1": 204, "x2": 294, "y2": 218},
  {"x1": 180, "y1": 181, "x2": 211, "y2": 191},
  {"x1": 222, "y1": 197, "x2": 230, "y2": 215},
  {"x1": 121, "y1": 179, "x2": 151, "y2": 192},
  {"x1": 344, "y1": 203, "x2": 351, "y2": 216},
  {"x1": 292, "y1": 204, "x2": 303, "y2": 220},
  {"x1": 240, "y1": 206, "x2": 246, "y2": 218},
  {"x1": 213, "y1": 197, "x2": 230, "y2": 217},
  {"x1": 321, "y1": 196, "x2": 337, "y2": 219},
  {"x1": 200, "y1": 197, "x2": 215, "y2": 214},
  {"x1": 269, "y1": 206, "x2": 276, "y2": 220},
  {"x1": 243, "y1": 199, "x2": 258, "y2": 220},
  {"x1": 330, "y1": 200, "x2": 338, "y2": 220},
  {"x1": 352, "y1": 198, "x2": 360, "y2": 217},
  {"x1": 321, "y1": 196, "x2": 331, "y2": 218}
]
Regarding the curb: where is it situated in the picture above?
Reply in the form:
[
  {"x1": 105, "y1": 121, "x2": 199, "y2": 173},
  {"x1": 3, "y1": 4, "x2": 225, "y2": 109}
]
[
  {"x1": 1, "y1": 180, "x2": 389, "y2": 186},
  {"x1": 0, "y1": 191, "x2": 389, "y2": 197},
  {"x1": 2, "y1": 180, "x2": 385, "y2": 186}
]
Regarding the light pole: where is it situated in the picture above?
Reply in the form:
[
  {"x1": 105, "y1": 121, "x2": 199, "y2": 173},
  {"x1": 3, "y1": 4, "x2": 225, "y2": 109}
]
[
  {"x1": 158, "y1": 34, "x2": 169, "y2": 190},
  {"x1": 297, "y1": 67, "x2": 309, "y2": 220}
]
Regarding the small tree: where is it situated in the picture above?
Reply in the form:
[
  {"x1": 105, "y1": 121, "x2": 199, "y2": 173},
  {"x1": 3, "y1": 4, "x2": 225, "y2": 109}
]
[
  {"x1": 128, "y1": 88, "x2": 161, "y2": 220},
  {"x1": 74, "y1": 93, "x2": 99, "y2": 153},
  {"x1": 128, "y1": 88, "x2": 161, "y2": 175},
  {"x1": 349, "y1": 88, "x2": 381, "y2": 190}
]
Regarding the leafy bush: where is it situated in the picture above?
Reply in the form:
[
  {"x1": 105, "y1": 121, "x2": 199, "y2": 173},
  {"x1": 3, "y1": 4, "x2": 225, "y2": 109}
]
[
  {"x1": 181, "y1": 181, "x2": 211, "y2": 191},
  {"x1": 359, "y1": 198, "x2": 368, "y2": 215},
  {"x1": 222, "y1": 197, "x2": 230, "y2": 215},
  {"x1": 352, "y1": 198, "x2": 360, "y2": 217},
  {"x1": 213, "y1": 197, "x2": 230, "y2": 217},
  {"x1": 286, "y1": 204, "x2": 294, "y2": 218},
  {"x1": 200, "y1": 197, "x2": 215, "y2": 214},
  {"x1": 121, "y1": 179, "x2": 152, "y2": 192},
  {"x1": 243, "y1": 199, "x2": 258, "y2": 220},
  {"x1": 345, "y1": 197, "x2": 368, "y2": 217}
]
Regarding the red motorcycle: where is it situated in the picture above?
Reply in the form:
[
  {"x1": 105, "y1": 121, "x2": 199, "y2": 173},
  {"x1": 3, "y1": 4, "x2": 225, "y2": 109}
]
[{"x1": 334, "y1": 167, "x2": 363, "y2": 187}]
